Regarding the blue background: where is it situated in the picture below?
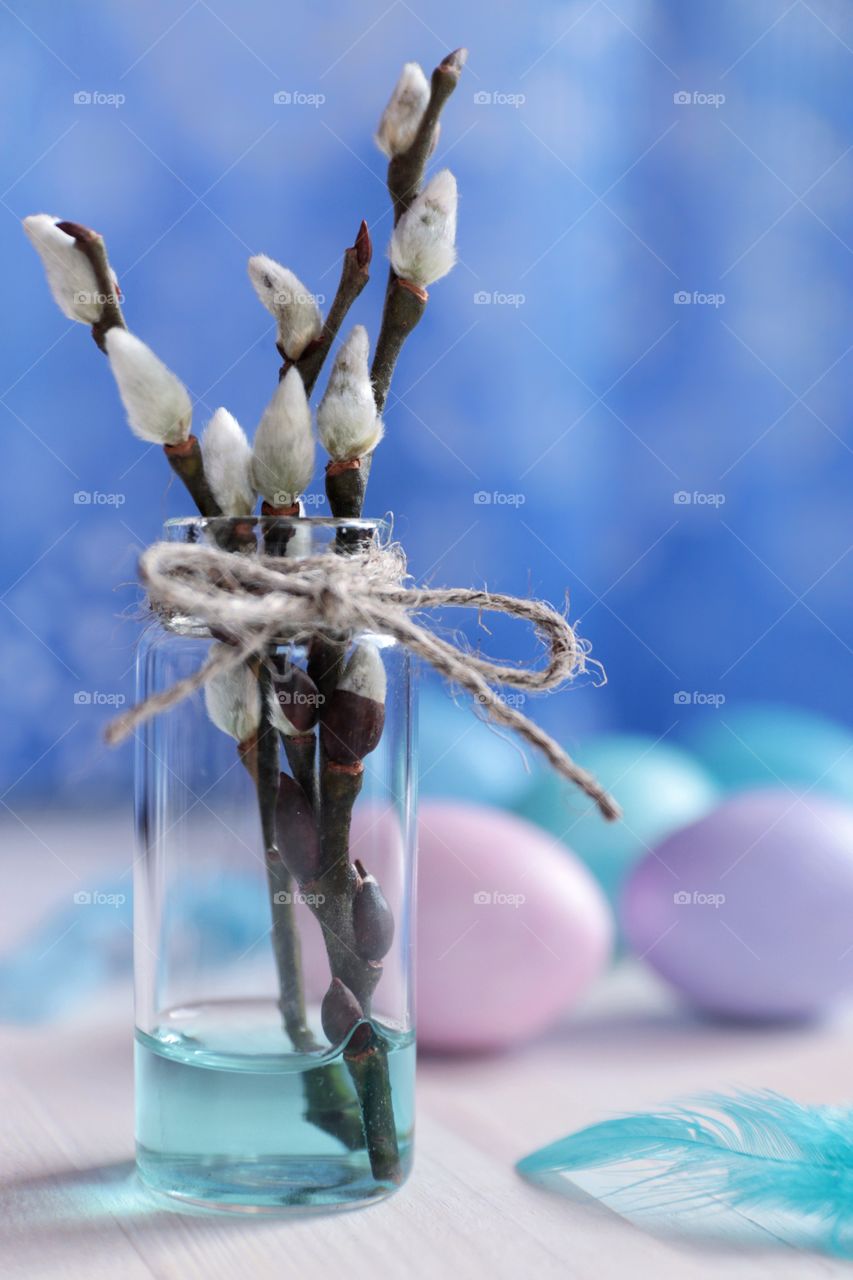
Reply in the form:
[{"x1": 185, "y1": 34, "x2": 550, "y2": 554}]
[{"x1": 0, "y1": 0, "x2": 850, "y2": 805}]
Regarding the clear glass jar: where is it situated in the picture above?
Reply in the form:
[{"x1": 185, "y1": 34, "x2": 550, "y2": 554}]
[{"x1": 134, "y1": 517, "x2": 417, "y2": 1212}]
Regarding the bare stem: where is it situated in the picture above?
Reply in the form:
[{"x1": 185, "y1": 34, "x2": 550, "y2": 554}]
[
  {"x1": 277, "y1": 764, "x2": 400, "y2": 1181},
  {"x1": 255, "y1": 659, "x2": 281, "y2": 857},
  {"x1": 282, "y1": 731, "x2": 317, "y2": 805},
  {"x1": 370, "y1": 276, "x2": 428, "y2": 417},
  {"x1": 55, "y1": 221, "x2": 222, "y2": 520},
  {"x1": 163, "y1": 436, "x2": 223, "y2": 518},
  {"x1": 56, "y1": 220, "x2": 126, "y2": 350},
  {"x1": 356, "y1": 49, "x2": 466, "y2": 508},
  {"x1": 312, "y1": 55, "x2": 468, "y2": 1171},
  {"x1": 242, "y1": 736, "x2": 364, "y2": 1150},
  {"x1": 325, "y1": 459, "x2": 366, "y2": 520},
  {"x1": 344, "y1": 1028, "x2": 404, "y2": 1183},
  {"x1": 282, "y1": 220, "x2": 372, "y2": 394},
  {"x1": 386, "y1": 48, "x2": 468, "y2": 223}
]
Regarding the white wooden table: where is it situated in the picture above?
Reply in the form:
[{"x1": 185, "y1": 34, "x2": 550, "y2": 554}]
[{"x1": 3, "y1": 815, "x2": 851, "y2": 1279}]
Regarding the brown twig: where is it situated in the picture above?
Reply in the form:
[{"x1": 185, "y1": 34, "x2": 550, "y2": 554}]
[
  {"x1": 163, "y1": 436, "x2": 223, "y2": 518},
  {"x1": 240, "y1": 742, "x2": 364, "y2": 1150},
  {"x1": 344, "y1": 1028, "x2": 403, "y2": 1183},
  {"x1": 314, "y1": 57, "x2": 466, "y2": 1174},
  {"x1": 282, "y1": 731, "x2": 318, "y2": 804},
  {"x1": 281, "y1": 220, "x2": 372, "y2": 394},
  {"x1": 55, "y1": 221, "x2": 223, "y2": 521},
  {"x1": 386, "y1": 48, "x2": 468, "y2": 223},
  {"x1": 361, "y1": 49, "x2": 467, "y2": 487},
  {"x1": 276, "y1": 768, "x2": 401, "y2": 1181},
  {"x1": 324, "y1": 458, "x2": 366, "y2": 521},
  {"x1": 370, "y1": 277, "x2": 428, "y2": 418},
  {"x1": 55, "y1": 220, "x2": 126, "y2": 351}
]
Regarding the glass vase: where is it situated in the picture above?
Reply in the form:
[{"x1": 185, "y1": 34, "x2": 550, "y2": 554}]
[{"x1": 133, "y1": 517, "x2": 417, "y2": 1212}]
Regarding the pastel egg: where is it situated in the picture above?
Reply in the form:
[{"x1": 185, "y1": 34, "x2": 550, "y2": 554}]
[
  {"x1": 417, "y1": 801, "x2": 613, "y2": 1052},
  {"x1": 514, "y1": 735, "x2": 718, "y2": 907},
  {"x1": 621, "y1": 789, "x2": 853, "y2": 1019},
  {"x1": 687, "y1": 703, "x2": 853, "y2": 803},
  {"x1": 418, "y1": 685, "x2": 530, "y2": 808}
]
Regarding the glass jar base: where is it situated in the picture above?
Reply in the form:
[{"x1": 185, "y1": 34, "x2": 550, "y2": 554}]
[
  {"x1": 134, "y1": 1003, "x2": 415, "y2": 1213},
  {"x1": 137, "y1": 1148, "x2": 411, "y2": 1214}
]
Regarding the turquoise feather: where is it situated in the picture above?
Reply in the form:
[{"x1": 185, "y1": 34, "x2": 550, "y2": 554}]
[{"x1": 517, "y1": 1091, "x2": 853, "y2": 1257}]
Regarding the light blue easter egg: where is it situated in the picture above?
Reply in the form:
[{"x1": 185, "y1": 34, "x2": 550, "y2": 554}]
[
  {"x1": 687, "y1": 703, "x2": 853, "y2": 803},
  {"x1": 418, "y1": 685, "x2": 531, "y2": 806},
  {"x1": 514, "y1": 734, "x2": 719, "y2": 906}
]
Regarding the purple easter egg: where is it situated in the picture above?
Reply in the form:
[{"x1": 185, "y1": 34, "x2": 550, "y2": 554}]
[
  {"x1": 622, "y1": 789, "x2": 853, "y2": 1019},
  {"x1": 417, "y1": 802, "x2": 613, "y2": 1052}
]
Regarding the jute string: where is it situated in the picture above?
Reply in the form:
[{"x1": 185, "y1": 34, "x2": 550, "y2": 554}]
[{"x1": 107, "y1": 539, "x2": 620, "y2": 821}]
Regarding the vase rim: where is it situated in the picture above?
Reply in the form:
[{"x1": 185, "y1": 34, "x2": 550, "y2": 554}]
[{"x1": 164, "y1": 515, "x2": 390, "y2": 532}]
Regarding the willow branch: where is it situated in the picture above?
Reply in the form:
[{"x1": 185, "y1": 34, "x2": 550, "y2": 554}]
[
  {"x1": 358, "y1": 48, "x2": 466, "y2": 502},
  {"x1": 370, "y1": 276, "x2": 428, "y2": 417},
  {"x1": 55, "y1": 220, "x2": 126, "y2": 351},
  {"x1": 344, "y1": 1027, "x2": 401, "y2": 1182},
  {"x1": 279, "y1": 766, "x2": 401, "y2": 1181},
  {"x1": 282, "y1": 731, "x2": 317, "y2": 805},
  {"x1": 356, "y1": 275, "x2": 428, "y2": 505},
  {"x1": 282, "y1": 220, "x2": 372, "y2": 394},
  {"x1": 57, "y1": 221, "x2": 222, "y2": 519},
  {"x1": 386, "y1": 48, "x2": 467, "y2": 223},
  {"x1": 241, "y1": 734, "x2": 364, "y2": 1150},
  {"x1": 163, "y1": 436, "x2": 222, "y2": 517}
]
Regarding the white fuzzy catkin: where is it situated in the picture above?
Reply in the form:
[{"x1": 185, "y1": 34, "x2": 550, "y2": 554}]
[
  {"x1": 340, "y1": 642, "x2": 386, "y2": 705},
  {"x1": 375, "y1": 62, "x2": 430, "y2": 158},
  {"x1": 316, "y1": 326, "x2": 384, "y2": 462},
  {"x1": 23, "y1": 214, "x2": 115, "y2": 325},
  {"x1": 204, "y1": 648, "x2": 262, "y2": 743},
  {"x1": 201, "y1": 409, "x2": 256, "y2": 516},
  {"x1": 105, "y1": 329, "x2": 192, "y2": 446},
  {"x1": 247, "y1": 256, "x2": 323, "y2": 360},
  {"x1": 389, "y1": 169, "x2": 457, "y2": 288},
  {"x1": 250, "y1": 368, "x2": 314, "y2": 507}
]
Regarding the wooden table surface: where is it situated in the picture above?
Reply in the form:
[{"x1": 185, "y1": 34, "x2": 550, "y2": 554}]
[{"x1": 3, "y1": 814, "x2": 851, "y2": 1279}]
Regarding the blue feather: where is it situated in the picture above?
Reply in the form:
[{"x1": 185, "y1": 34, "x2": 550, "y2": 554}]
[{"x1": 517, "y1": 1092, "x2": 853, "y2": 1257}]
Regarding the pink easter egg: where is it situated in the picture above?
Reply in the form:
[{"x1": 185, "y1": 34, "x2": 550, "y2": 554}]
[{"x1": 417, "y1": 801, "x2": 613, "y2": 1052}]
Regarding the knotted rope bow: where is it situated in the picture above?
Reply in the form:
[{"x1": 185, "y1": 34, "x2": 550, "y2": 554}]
[{"x1": 107, "y1": 539, "x2": 620, "y2": 821}]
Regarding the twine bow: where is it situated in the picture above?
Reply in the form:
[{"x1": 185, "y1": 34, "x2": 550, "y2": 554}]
[{"x1": 107, "y1": 539, "x2": 620, "y2": 821}]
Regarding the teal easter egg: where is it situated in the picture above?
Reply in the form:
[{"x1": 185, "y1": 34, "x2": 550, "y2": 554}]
[
  {"x1": 514, "y1": 734, "x2": 719, "y2": 905},
  {"x1": 418, "y1": 685, "x2": 530, "y2": 807},
  {"x1": 687, "y1": 704, "x2": 853, "y2": 803}
]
